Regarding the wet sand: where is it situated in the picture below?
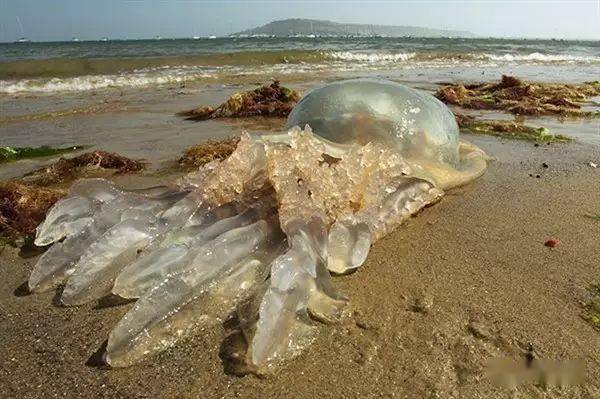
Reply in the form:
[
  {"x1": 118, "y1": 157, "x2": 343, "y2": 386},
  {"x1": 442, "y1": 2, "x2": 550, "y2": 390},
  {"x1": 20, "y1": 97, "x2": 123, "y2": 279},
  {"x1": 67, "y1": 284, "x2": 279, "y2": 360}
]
[{"x1": 1, "y1": 79, "x2": 600, "y2": 398}]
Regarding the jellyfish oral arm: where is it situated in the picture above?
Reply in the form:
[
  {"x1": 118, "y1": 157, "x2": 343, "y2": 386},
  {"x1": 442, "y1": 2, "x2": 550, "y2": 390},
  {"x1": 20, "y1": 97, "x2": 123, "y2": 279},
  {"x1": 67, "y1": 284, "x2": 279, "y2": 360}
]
[{"x1": 29, "y1": 80, "x2": 488, "y2": 373}]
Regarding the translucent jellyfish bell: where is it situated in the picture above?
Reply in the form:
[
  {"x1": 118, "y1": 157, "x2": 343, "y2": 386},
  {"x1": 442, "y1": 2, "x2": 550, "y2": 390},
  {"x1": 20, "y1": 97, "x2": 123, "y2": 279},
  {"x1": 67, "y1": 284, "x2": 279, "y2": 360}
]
[{"x1": 285, "y1": 79, "x2": 486, "y2": 189}]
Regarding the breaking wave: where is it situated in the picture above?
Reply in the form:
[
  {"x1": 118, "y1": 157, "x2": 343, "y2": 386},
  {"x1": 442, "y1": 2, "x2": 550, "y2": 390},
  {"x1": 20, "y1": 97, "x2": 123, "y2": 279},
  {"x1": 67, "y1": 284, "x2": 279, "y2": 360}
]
[
  {"x1": 326, "y1": 51, "x2": 600, "y2": 64},
  {"x1": 482, "y1": 52, "x2": 599, "y2": 63},
  {"x1": 0, "y1": 70, "x2": 216, "y2": 94},
  {"x1": 1, "y1": 48, "x2": 599, "y2": 94},
  {"x1": 327, "y1": 51, "x2": 416, "y2": 62}
]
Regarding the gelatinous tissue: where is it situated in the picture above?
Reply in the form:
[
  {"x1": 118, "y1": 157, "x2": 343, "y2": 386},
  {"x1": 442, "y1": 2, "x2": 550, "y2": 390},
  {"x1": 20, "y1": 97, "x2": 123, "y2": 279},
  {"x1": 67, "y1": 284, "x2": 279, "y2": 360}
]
[{"x1": 28, "y1": 79, "x2": 488, "y2": 372}]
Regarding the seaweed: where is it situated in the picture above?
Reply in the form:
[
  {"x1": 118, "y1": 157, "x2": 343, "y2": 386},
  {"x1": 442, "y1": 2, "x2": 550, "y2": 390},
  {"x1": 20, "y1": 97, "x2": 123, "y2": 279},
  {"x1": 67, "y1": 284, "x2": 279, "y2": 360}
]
[
  {"x1": 0, "y1": 182, "x2": 66, "y2": 240},
  {"x1": 179, "y1": 137, "x2": 240, "y2": 168},
  {"x1": 437, "y1": 75, "x2": 600, "y2": 118},
  {"x1": 0, "y1": 145, "x2": 84, "y2": 163},
  {"x1": 581, "y1": 284, "x2": 600, "y2": 331},
  {"x1": 178, "y1": 81, "x2": 300, "y2": 121},
  {"x1": 0, "y1": 150, "x2": 145, "y2": 243},
  {"x1": 585, "y1": 214, "x2": 600, "y2": 221},
  {"x1": 454, "y1": 113, "x2": 570, "y2": 143},
  {"x1": 21, "y1": 151, "x2": 145, "y2": 186}
]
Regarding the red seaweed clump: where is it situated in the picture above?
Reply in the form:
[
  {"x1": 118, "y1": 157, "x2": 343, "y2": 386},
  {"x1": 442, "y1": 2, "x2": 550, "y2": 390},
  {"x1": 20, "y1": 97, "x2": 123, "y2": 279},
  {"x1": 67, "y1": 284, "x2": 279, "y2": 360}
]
[
  {"x1": 0, "y1": 182, "x2": 66, "y2": 239},
  {"x1": 178, "y1": 81, "x2": 300, "y2": 121},
  {"x1": 436, "y1": 75, "x2": 600, "y2": 117},
  {"x1": 0, "y1": 151, "x2": 145, "y2": 243},
  {"x1": 179, "y1": 137, "x2": 240, "y2": 168}
]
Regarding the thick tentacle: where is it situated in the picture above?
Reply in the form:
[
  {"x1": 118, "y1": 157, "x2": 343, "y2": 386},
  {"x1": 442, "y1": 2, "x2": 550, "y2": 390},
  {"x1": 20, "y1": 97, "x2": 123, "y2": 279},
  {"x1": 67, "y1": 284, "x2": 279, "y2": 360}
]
[
  {"x1": 105, "y1": 219, "x2": 283, "y2": 367},
  {"x1": 113, "y1": 205, "x2": 273, "y2": 299},
  {"x1": 34, "y1": 179, "x2": 124, "y2": 246},
  {"x1": 326, "y1": 177, "x2": 443, "y2": 274},
  {"x1": 60, "y1": 216, "x2": 159, "y2": 306},
  {"x1": 34, "y1": 196, "x2": 94, "y2": 246},
  {"x1": 249, "y1": 220, "x2": 347, "y2": 371},
  {"x1": 30, "y1": 186, "x2": 187, "y2": 293},
  {"x1": 326, "y1": 220, "x2": 371, "y2": 275},
  {"x1": 29, "y1": 196, "x2": 138, "y2": 292},
  {"x1": 29, "y1": 216, "x2": 117, "y2": 293}
]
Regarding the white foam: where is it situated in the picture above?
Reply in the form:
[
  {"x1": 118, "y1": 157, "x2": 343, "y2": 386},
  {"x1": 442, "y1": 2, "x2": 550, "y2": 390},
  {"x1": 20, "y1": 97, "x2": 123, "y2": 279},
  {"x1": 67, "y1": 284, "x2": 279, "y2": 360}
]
[
  {"x1": 482, "y1": 52, "x2": 600, "y2": 63},
  {"x1": 2, "y1": 50, "x2": 598, "y2": 94},
  {"x1": 0, "y1": 70, "x2": 215, "y2": 94},
  {"x1": 326, "y1": 50, "x2": 600, "y2": 65},
  {"x1": 327, "y1": 51, "x2": 416, "y2": 63}
]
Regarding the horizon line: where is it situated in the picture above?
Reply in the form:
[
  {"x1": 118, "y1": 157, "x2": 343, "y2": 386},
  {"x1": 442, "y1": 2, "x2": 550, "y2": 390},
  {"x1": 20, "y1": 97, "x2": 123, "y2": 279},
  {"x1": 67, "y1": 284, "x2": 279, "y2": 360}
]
[{"x1": 2, "y1": 34, "x2": 600, "y2": 44}]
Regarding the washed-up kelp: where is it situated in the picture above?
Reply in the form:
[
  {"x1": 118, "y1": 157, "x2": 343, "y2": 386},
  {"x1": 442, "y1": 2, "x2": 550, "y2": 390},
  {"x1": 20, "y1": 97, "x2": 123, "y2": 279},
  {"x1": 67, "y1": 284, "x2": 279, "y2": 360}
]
[
  {"x1": 178, "y1": 81, "x2": 300, "y2": 121},
  {"x1": 28, "y1": 79, "x2": 487, "y2": 373},
  {"x1": 21, "y1": 150, "x2": 145, "y2": 186},
  {"x1": 437, "y1": 75, "x2": 600, "y2": 117},
  {"x1": 179, "y1": 137, "x2": 240, "y2": 168},
  {"x1": 0, "y1": 151, "x2": 145, "y2": 244},
  {"x1": 0, "y1": 145, "x2": 83, "y2": 163},
  {"x1": 454, "y1": 113, "x2": 570, "y2": 143},
  {"x1": 581, "y1": 284, "x2": 600, "y2": 331},
  {"x1": 0, "y1": 182, "x2": 66, "y2": 240}
]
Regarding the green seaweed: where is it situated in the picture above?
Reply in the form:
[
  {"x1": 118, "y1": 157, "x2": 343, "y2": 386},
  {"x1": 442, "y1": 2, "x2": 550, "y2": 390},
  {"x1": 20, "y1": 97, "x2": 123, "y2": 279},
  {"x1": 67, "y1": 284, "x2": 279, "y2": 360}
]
[
  {"x1": 0, "y1": 234, "x2": 27, "y2": 249},
  {"x1": 588, "y1": 283, "x2": 600, "y2": 297},
  {"x1": 460, "y1": 123, "x2": 570, "y2": 143},
  {"x1": 0, "y1": 145, "x2": 83, "y2": 163},
  {"x1": 0, "y1": 235, "x2": 13, "y2": 249},
  {"x1": 581, "y1": 284, "x2": 600, "y2": 331},
  {"x1": 280, "y1": 86, "x2": 295, "y2": 102},
  {"x1": 585, "y1": 214, "x2": 600, "y2": 221}
]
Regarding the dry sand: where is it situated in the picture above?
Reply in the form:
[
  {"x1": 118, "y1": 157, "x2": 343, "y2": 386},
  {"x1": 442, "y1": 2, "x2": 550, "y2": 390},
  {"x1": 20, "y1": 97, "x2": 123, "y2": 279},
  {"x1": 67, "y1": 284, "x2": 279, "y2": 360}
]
[{"x1": 1, "y1": 82, "x2": 599, "y2": 398}]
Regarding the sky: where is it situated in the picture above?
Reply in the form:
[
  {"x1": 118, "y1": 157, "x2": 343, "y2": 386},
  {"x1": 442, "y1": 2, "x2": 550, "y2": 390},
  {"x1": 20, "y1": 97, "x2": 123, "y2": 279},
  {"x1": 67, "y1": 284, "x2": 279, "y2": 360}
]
[{"x1": 0, "y1": 0, "x2": 599, "y2": 42}]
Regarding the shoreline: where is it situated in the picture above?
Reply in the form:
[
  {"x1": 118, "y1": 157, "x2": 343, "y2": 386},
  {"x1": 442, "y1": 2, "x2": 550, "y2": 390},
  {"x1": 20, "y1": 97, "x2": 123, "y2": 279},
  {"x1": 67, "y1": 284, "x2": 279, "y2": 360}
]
[
  {"x1": 1, "y1": 136, "x2": 599, "y2": 398},
  {"x1": 1, "y1": 76, "x2": 599, "y2": 398},
  {"x1": 1, "y1": 72, "x2": 599, "y2": 182}
]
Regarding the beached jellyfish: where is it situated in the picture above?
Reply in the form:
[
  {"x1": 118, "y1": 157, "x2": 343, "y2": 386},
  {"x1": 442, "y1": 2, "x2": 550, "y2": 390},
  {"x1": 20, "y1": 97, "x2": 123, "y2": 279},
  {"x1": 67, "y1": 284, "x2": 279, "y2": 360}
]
[{"x1": 28, "y1": 79, "x2": 488, "y2": 373}]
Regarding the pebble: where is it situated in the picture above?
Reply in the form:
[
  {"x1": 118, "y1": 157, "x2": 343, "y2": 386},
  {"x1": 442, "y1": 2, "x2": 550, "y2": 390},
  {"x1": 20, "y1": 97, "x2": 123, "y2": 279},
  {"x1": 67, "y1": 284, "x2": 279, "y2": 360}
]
[
  {"x1": 467, "y1": 321, "x2": 491, "y2": 339},
  {"x1": 407, "y1": 293, "x2": 434, "y2": 313},
  {"x1": 355, "y1": 342, "x2": 378, "y2": 366}
]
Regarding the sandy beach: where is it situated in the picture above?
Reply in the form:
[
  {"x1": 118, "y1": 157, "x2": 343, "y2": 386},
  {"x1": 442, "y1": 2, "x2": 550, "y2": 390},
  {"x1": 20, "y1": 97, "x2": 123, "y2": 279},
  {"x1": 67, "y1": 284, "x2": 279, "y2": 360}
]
[{"x1": 1, "y1": 73, "x2": 599, "y2": 398}]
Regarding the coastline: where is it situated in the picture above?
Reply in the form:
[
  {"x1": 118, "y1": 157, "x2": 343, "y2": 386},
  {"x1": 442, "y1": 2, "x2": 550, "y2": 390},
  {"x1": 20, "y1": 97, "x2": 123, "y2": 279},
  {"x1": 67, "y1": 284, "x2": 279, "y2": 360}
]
[{"x1": 1, "y1": 76, "x2": 599, "y2": 397}]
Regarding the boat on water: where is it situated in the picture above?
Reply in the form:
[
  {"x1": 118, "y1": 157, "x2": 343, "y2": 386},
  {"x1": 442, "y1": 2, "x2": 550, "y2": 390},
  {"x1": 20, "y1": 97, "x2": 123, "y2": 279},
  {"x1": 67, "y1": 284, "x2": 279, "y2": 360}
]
[
  {"x1": 192, "y1": 36, "x2": 200, "y2": 40},
  {"x1": 14, "y1": 17, "x2": 30, "y2": 43},
  {"x1": 72, "y1": 37, "x2": 80, "y2": 42},
  {"x1": 100, "y1": 37, "x2": 109, "y2": 42},
  {"x1": 208, "y1": 35, "x2": 217, "y2": 39}
]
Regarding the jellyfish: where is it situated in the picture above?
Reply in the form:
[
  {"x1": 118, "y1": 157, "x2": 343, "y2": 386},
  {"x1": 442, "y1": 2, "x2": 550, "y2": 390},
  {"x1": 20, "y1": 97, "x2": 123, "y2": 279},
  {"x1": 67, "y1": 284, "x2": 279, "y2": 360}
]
[{"x1": 28, "y1": 79, "x2": 488, "y2": 373}]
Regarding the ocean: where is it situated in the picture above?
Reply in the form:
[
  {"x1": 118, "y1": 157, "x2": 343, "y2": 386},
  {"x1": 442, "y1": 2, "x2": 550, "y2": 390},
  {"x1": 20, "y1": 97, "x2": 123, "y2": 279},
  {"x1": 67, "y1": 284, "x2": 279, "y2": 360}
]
[{"x1": 1, "y1": 37, "x2": 599, "y2": 93}]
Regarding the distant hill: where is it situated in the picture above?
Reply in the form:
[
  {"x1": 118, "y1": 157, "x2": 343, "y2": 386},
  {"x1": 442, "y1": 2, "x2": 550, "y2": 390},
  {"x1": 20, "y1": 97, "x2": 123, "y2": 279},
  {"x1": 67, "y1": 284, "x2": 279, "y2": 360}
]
[{"x1": 235, "y1": 18, "x2": 475, "y2": 38}]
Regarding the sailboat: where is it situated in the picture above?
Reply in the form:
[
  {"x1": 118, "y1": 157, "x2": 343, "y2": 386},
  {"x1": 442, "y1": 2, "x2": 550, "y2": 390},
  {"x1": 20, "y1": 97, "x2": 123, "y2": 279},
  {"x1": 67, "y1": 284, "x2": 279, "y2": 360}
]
[
  {"x1": 306, "y1": 21, "x2": 316, "y2": 38},
  {"x1": 14, "y1": 17, "x2": 31, "y2": 43}
]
